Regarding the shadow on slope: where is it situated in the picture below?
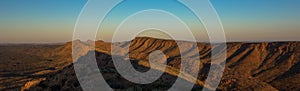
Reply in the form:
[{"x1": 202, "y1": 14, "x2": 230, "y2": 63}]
[{"x1": 28, "y1": 51, "x2": 207, "y2": 91}]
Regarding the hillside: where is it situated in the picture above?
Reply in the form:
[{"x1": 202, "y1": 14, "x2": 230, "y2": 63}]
[
  {"x1": 1, "y1": 37, "x2": 299, "y2": 91},
  {"x1": 0, "y1": 44, "x2": 71, "y2": 90}
]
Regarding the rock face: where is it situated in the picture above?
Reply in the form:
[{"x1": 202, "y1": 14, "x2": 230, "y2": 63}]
[
  {"x1": 6, "y1": 37, "x2": 300, "y2": 91},
  {"x1": 21, "y1": 78, "x2": 46, "y2": 91}
]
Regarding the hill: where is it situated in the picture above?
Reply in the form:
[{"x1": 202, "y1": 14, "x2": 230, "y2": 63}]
[{"x1": 1, "y1": 37, "x2": 299, "y2": 91}]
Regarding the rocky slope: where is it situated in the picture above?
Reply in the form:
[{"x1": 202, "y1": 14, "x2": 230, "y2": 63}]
[
  {"x1": 0, "y1": 44, "x2": 71, "y2": 90},
  {"x1": 3, "y1": 37, "x2": 300, "y2": 91}
]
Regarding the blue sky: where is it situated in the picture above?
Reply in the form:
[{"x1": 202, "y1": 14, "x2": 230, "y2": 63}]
[{"x1": 0, "y1": 0, "x2": 299, "y2": 43}]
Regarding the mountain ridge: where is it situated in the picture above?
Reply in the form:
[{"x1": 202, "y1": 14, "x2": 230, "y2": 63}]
[
  {"x1": 49, "y1": 37, "x2": 300, "y2": 90},
  {"x1": 1, "y1": 37, "x2": 299, "y2": 91}
]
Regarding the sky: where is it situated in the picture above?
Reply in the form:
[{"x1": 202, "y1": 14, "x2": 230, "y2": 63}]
[{"x1": 0, "y1": 0, "x2": 299, "y2": 43}]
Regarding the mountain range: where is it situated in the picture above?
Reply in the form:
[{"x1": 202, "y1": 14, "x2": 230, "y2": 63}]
[{"x1": 0, "y1": 37, "x2": 299, "y2": 91}]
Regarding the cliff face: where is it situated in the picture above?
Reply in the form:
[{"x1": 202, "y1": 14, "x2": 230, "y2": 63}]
[{"x1": 27, "y1": 37, "x2": 300, "y2": 91}]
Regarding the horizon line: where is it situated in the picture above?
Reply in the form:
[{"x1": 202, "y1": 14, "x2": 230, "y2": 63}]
[{"x1": 1, "y1": 36, "x2": 300, "y2": 44}]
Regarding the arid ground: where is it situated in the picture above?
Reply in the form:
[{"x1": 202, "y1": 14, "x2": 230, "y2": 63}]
[{"x1": 0, "y1": 37, "x2": 299, "y2": 91}]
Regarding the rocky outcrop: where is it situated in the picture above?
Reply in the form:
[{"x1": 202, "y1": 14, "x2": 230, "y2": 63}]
[{"x1": 21, "y1": 78, "x2": 46, "y2": 91}]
